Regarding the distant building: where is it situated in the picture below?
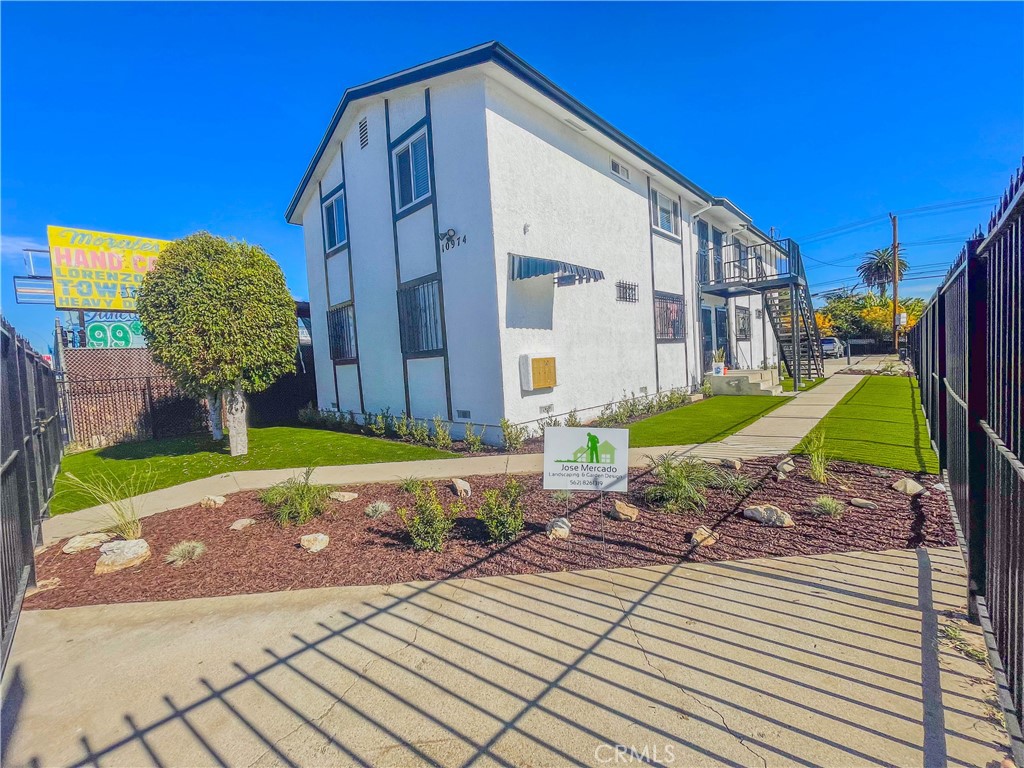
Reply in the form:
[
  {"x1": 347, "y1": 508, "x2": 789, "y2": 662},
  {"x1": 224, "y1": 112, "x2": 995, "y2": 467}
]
[{"x1": 286, "y1": 42, "x2": 819, "y2": 438}]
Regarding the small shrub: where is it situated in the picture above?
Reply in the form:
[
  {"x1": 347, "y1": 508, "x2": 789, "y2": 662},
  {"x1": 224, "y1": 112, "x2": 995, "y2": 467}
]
[
  {"x1": 500, "y1": 418, "x2": 528, "y2": 451},
  {"x1": 364, "y1": 500, "x2": 392, "y2": 519},
  {"x1": 260, "y1": 467, "x2": 334, "y2": 526},
  {"x1": 399, "y1": 486, "x2": 462, "y2": 552},
  {"x1": 62, "y1": 469, "x2": 153, "y2": 540},
  {"x1": 643, "y1": 455, "x2": 719, "y2": 513},
  {"x1": 464, "y1": 422, "x2": 485, "y2": 453},
  {"x1": 398, "y1": 476, "x2": 423, "y2": 494},
  {"x1": 165, "y1": 540, "x2": 206, "y2": 567},
  {"x1": 806, "y1": 430, "x2": 832, "y2": 484},
  {"x1": 552, "y1": 489, "x2": 572, "y2": 504},
  {"x1": 298, "y1": 402, "x2": 319, "y2": 426},
  {"x1": 393, "y1": 412, "x2": 411, "y2": 440},
  {"x1": 538, "y1": 416, "x2": 561, "y2": 436},
  {"x1": 410, "y1": 418, "x2": 430, "y2": 446},
  {"x1": 811, "y1": 495, "x2": 844, "y2": 518},
  {"x1": 564, "y1": 409, "x2": 582, "y2": 428},
  {"x1": 708, "y1": 469, "x2": 757, "y2": 496},
  {"x1": 476, "y1": 477, "x2": 525, "y2": 544},
  {"x1": 700, "y1": 379, "x2": 713, "y2": 398},
  {"x1": 368, "y1": 409, "x2": 391, "y2": 438},
  {"x1": 431, "y1": 416, "x2": 453, "y2": 451}
]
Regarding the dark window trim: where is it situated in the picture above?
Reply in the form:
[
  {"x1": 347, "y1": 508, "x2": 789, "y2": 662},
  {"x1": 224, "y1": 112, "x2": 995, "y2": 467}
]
[{"x1": 327, "y1": 302, "x2": 358, "y2": 363}]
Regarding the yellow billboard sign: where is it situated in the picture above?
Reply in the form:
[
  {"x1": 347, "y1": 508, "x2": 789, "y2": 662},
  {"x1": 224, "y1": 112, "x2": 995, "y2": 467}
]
[{"x1": 47, "y1": 225, "x2": 170, "y2": 311}]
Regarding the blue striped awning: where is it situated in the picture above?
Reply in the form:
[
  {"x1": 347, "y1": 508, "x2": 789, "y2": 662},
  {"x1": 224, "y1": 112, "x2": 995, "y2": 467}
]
[{"x1": 508, "y1": 253, "x2": 605, "y2": 283}]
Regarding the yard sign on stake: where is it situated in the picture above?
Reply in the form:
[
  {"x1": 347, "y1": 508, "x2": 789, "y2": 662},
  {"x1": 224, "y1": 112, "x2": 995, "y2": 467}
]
[{"x1": 542, "y1": 427, "x2": 629, "y2": 493}]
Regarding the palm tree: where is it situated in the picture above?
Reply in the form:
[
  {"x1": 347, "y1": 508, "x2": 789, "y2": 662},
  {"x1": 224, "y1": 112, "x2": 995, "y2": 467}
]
[{"x1": 857, "y1": 247, "x2": 908, "y2": 299}]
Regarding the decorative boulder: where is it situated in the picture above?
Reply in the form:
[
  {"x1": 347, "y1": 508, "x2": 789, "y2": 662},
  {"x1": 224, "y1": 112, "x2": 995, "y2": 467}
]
[
  {"x1": 892, "y1": 478, "x2": 925, "y2": 496},
  {"x1": 702, "y1": 458, "x2": 723, "y2": 466},
  {"x1": 229, "y1": 518, "x2": 257, "y2": 531},
  {"x1": 27, "y1": 577, "x2": 60, "y2": 597},
  {"x1": 691, "y1": 525, "x2": 719, "y2": 547},
  {"x1": 720, "y1": 458, "x2": 742, "y2": 471},
  {"x1": 300, "y1": 533, "x2": 329, "y2": 553},
  {"x1": 450, "y1": 478, "x2": 471, "y2": 498},
  {"x1": 200, "y1": 495, "x2": 226, "y2": 509},
  {"x1": 62, "y1": 532, "x2": 113, "y2": 554},
  {"x1": 850, "y1": 498, "x2": 878, "y2": 510},
  {"x1": 330, "y1": 491, "x2": 359, "y2": 503},
  {"x1": 742, "y1": 504, "x2": 794, "y2": 528},
  {"x1": 95, "y1": 540, "x2": 151, "y2": 574},
  {"x1": 608, "y1": 500, "x2": 640, "y2": 522},
  {"x1": 546, "y1": 517, "x2": 571, "y2": 540}
]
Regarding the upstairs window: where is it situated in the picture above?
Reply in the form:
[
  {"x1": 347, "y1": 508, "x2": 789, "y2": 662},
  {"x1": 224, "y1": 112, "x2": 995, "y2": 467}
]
[
  {"x1": 697, "y1": 219, "x2": 710, "y2": 283},
  {"x1": 654, "y1": 291, "x2": 686, "y2": 341},
  {"x1": 736, "y1": 306, "x2": 752, "y2": 341},
  {"x1": 610, "y1": 158, "x2": 630, "y2": 181},
  {"x1": 651, "y1": 189, "x2": 680, "y2": 236},
  {"x1": 323, "y1": 192, "x2": 347, "y2": 252},
  {"x1": 394, "y1": 131, "x2": 430, "y2": 211}
]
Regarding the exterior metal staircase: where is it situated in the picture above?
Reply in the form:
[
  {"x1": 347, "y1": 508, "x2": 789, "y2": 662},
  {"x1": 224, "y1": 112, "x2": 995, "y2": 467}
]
[{"x1": 699, "y1": 237, "x2": 824, "y2": 389}]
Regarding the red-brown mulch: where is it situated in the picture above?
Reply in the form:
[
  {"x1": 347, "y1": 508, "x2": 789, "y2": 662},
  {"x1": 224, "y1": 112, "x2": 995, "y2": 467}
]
[{"x1": 27, "y1": 455, "x2": 954, "y2": 610}]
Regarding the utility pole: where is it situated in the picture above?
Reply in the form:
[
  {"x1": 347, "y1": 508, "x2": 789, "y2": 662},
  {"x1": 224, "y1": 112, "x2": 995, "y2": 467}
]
[{"x1": 889, "y1": 212, "x2": 899, "y2": 353}]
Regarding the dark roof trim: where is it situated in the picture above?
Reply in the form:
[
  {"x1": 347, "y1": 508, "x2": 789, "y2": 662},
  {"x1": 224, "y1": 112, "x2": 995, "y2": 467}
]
[{"x1": 285, "y1": 42, "x2": 767, "y2": 242}]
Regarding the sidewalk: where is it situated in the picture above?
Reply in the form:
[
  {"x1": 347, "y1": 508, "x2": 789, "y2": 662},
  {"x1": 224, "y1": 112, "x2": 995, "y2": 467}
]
[
  {"x1": 40, "y1": 376, "x2": 865, "y2": 546},
  {"x1": 2, "y1": 547, "x2": 1010, "y2": 767}
]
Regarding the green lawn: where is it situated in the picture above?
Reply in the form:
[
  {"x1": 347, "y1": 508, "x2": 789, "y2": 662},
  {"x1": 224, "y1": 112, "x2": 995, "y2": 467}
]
[
  {"x1": 52, "y1": 427, "x2": 455, "y2": 515},
  {"x1": 628, "y1": 395, "x2": 793, "y2": 448},
  {"x1": 793, "y1": 376, "x2": 939, "y2": 473},
  {"x1": 781, "y1": 377, "x2": 826, "y2": 393}
]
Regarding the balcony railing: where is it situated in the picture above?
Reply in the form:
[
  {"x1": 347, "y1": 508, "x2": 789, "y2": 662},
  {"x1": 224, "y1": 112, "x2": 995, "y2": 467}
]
[{"x1": 699, "y1": 238, "x2": 805, "y2": 291}]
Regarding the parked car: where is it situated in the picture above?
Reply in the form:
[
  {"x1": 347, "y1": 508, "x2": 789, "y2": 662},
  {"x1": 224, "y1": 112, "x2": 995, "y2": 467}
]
[{"x1": 820, "y1": 337, "x2": 845, "y2": 358}]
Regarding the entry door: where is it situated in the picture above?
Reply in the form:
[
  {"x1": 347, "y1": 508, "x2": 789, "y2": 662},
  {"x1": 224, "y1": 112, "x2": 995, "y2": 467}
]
[
  {"x1": 701, "y1": 306, "x2": 714, "y2": 372},
  {"x1": 715, "y1": 306, "x2": 732, "y2": 366}
]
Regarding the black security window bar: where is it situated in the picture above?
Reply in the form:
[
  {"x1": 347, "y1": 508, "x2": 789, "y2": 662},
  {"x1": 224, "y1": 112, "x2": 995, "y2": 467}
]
[
  {"x1": 397, "y1": 278, "x2": 443, "y2": 354},
  {"x1": 736, "y1": 306, "x2": 751, "y2": 340},
  {"x1": 654, "y1": 292, "x2": 685, "y2": 341},
  {"x1": 697, "y1": 220, "x2": 710, "y2": 284},
  {"x1": 327, "y1": 303, "x2": 357, "y2": 362},
  {"x1": 616, "y1": 281, "x2": 639, "y2": 303},
  {"x1": 712, "y1": 228, "x2": 724, "y2": 282},
  {"x1": 394, "y1": 132, "x2": 430, "y2": 210},
  {"x1": 651, "y1": 190, "x2": 680, "y2": 236},
  {"x1": 324, "y1": 193, "x2": 347, "y2": 252}
]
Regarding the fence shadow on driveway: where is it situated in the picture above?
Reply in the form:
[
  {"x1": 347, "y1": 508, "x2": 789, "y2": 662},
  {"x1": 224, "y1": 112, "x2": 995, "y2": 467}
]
[{"x1": 3, "y1": 546, "x2": 1010, "y2": 767}]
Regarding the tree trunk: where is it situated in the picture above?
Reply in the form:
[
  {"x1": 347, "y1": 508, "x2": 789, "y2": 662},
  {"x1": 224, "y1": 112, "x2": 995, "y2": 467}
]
[
  {"x1": 225, "y1": 384, "x2": 248, "y2": 456},
  {"x1": 207, "y1": 391, "x2": 224, "y2": 441}
]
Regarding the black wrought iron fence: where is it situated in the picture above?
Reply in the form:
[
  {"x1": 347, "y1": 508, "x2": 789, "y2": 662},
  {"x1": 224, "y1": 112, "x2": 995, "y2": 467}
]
[
  {"x1": 908, "y1": 163, "x2": 1024, "y2": 754},
  {"x1": 1, "y1": 319, "x2": 62, "y2": 673}
]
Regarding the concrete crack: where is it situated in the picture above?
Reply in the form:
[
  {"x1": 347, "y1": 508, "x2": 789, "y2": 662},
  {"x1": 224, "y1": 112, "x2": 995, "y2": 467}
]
[{"x1": 612, "y1": 587, "x2": 769, "y2": 768}]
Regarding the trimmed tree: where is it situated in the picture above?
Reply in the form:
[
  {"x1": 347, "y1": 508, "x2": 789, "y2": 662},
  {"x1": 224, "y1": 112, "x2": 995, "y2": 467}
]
[{"x1": 136, "y1": 232, "x2": 296, "y2": 456}]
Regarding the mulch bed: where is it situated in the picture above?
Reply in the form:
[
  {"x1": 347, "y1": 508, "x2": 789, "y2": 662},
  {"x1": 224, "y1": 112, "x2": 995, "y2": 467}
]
[{"x1": 27, "y1": 455, "x2": 954, "y2": 610}]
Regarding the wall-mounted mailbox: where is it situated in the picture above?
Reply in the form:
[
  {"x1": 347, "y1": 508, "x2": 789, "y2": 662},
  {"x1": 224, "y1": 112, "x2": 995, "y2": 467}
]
[{"x1": 520, "y1": 355, "x2": 557, "y2": 390}]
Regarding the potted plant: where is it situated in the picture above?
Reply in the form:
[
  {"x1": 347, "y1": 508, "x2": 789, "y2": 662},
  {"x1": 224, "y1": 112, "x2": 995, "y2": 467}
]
[{"x1": 712, "y1": 347, "x2": 727, "y2": 376}]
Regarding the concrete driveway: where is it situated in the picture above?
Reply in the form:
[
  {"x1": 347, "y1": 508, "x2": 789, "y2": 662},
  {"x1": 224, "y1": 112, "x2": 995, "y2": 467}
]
[{"x1": 2, "y1": 547, "x2": 1010, "y2": 768}]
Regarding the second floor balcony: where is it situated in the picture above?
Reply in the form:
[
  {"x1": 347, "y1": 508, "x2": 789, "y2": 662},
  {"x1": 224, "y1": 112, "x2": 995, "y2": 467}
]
[{"x1": 699, "y1": 238, "x2": 807, "y2": 297}]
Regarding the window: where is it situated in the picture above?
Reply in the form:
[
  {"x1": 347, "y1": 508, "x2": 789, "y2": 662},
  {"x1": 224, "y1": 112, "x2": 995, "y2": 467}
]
[
  {"x1": 610, "y1": 158, "x2": 630, "y2": 181},
  {"x1": 697, "y1": 219, "x2": 710, "y2": 283},
  {"x1": 736, "y1": 306, "x2": 751, "y2": 341},
  {"x1": 359, "y1": 117, "x2": 369, "y2": 149},
  {"x1": 393, "y1": 131, "x2": 430, "y2": 211},
  {"x1": 327, "y1": 303, "x2": 357, "y2": 362},
  {"x1": 323, "y1": 193, "x2": 347, "y2": 252},
  {"x1": 397, "y1": 278, "x2": 443, "y2": 354},
  {"x1": 738, "y1": 242, "x2": 749, "y2": 278},
  {"x1": 654, "y1": 292, "x2": 685, "y2": 341},
  {"x1": 616, "y1": 281, "x2": 639, "y2": 303},
  {"x1": 651, "y1": 189, "x2": 680, "y2": 236},
  {"x1": 712, "y1": 228, "x2": 724, "y2": 281}
]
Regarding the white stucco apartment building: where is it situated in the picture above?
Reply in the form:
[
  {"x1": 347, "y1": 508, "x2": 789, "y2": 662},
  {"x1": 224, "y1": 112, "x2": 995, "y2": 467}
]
[{"x1": 286, "y1": 42, "x2": 818, "y2": 436}]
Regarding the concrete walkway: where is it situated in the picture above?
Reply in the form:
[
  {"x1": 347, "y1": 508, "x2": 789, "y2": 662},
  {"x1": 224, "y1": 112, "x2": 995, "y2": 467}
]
[
  {"x1": 40, "y1": 376, "x2": 866, "y2": 545},
  {"x1": 2, "y1": 547, "x2": 1010, "y2": 767}
]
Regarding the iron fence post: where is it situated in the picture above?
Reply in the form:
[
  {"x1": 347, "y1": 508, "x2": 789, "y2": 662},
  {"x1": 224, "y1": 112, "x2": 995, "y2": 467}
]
[{"x1": 965, "y1": 240, "x2": 988, "y2": 622}]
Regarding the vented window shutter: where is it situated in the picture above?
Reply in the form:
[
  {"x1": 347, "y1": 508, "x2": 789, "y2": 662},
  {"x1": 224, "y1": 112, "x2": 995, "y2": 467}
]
[{"x1": 412, "y1": 136, "x2": 429, "y2": 199}]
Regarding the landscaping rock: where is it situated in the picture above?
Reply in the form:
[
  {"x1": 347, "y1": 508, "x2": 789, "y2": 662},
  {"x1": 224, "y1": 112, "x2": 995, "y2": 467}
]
[
  {"x1": 62, "y1": 532, "x2": 112, "y2": 554},
  {"x1": 691, "y1": 525, "x2": 719, "y2": 547},
  {"x1": 775, "y1": 456, "x2": 796, "y2": 481},
  {"x1": 330, "y1": 491, "x2": 359, "y2": 503},
  {"x1": 608, "y1": 500, "x2": 640, "y2": 522},
  {"x1": 300, "y1": 533, "x2": 329, "y2": 553},
  {"x1": 200, "y1": 495, "x2": 226, "y2": 509},
  {"x1": 892, "y1": 478, "x2": 925, "y2": 496},
  {"x1": 229, "y1": 518, "x2": 257, "y2": 531},
  {"x1": 26, "y1": 577, "x2": 60, "y2": 597},
  {"x1": 702, "y1": 458, "x2": 723, "y2": 466},
  {"x1": 450, "y1": 478, "x2": 471, "y2": 498},
  {"x1": 94, "y1": 540, "x2": 151, "y2": 575},
  {"x1": 546, "y1": 517, "x2": 571, "y2": 540},
  {"x1": 850, "y1": 498, "x2": 878, "y2": 510},
  {"x1": 720, "y1": 458, "x2": 742, "y2": 471},
  {"x1": 932, "y1": 483, "x2": 946, "y2": 492},
  {"x1": 742, "y1": 504, "x2": 795, "y2": 528}
]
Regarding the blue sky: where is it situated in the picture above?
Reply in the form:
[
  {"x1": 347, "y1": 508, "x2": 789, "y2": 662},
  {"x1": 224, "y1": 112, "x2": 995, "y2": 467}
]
[{"x1": 2, "y1": 1, "x2": 1022, "y2": 352}]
